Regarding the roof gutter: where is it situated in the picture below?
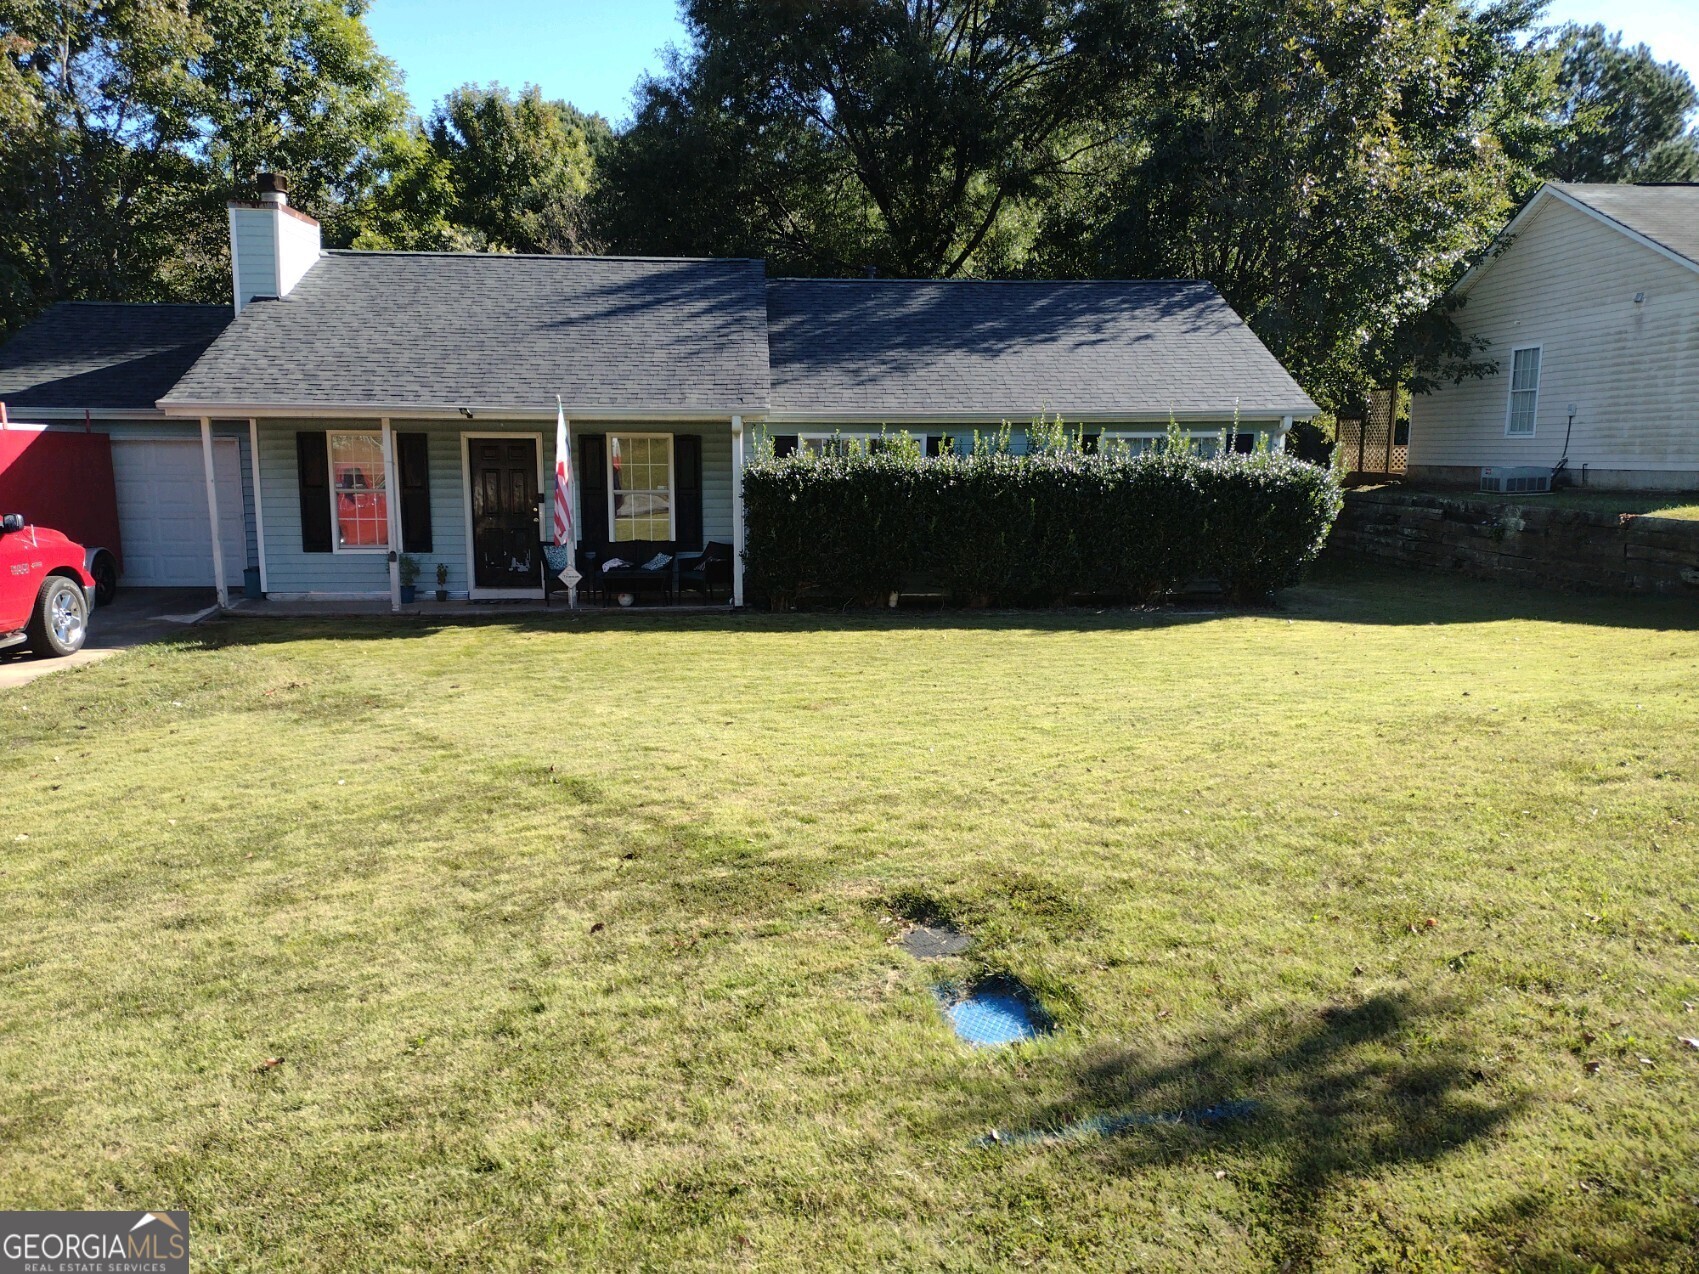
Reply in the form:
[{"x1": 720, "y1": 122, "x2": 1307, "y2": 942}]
[
  {"x1": 759, "y1": 407, "x2": 1318, "y2": 425},
  {"x1": 155, "y1": 401, "x2": 765, "y2": 422}
]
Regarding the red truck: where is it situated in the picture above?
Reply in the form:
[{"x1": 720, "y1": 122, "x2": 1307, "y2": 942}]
[
  {"x1": 0, "y1": 424, "x2": 122, "y2": 604},
  {"x1": 0, "y1": 513, "x2": 95, "y2": 656}
]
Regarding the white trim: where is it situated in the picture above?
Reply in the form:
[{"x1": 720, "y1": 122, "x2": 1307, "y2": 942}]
[
  {"x1": 248, "y1": 418, "x2": 267, "y2": 593},
  {"x1": 159, "y1": 401, "x2": 752, "y2": 422},
  {"x1": 381, "y1": 419, "x2": 400, "y2": 613},
  {"x1": 227, "y1": 205, "x2": 243, "y2": 316},
  {"x1": 460, "y1": 430, "x2": 546, "y2": 600},
  {"x1": 730, "y1": 415, "x2": 745, "y2": 608},
  {"x1": 1504, "y1": 345, "x2": 1542, "y2": 438},
  {"x1": 199, "y1": 418, "x2": 228, "y2": 608},
  {"x1": 760, "y1": 409, "x2": 1313, "y2": 426},
  {"x1": 7, "y1": 409, "x2": 178, "y2": 422},
  {"x1": 605, "y1": 431, "x2": 677, "y2": 543},
  {"x1": 326, "y1": 427, "x2": 390, "y2": 554},
  {"x1": 155, "y1": 402, "x2": 1322, "y2": 425}
]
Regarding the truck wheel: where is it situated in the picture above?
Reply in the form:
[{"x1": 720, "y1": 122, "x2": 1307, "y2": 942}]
[
  {"x1": 26, "y1": 576, "x2": 88, "y2": 657},
  {"x1": 89, "y1": 551, "x2": 118, "y2": 606}
]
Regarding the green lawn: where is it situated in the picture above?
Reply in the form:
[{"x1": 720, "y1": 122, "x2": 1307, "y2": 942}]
[{"x1": 3, "y1": 567, "x2": 1698, "y2": 1271}]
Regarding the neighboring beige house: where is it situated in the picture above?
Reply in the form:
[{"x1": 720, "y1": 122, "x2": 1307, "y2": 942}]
[{"x1": 1409, "y1": 182, "x2": 1699, "y2": 492}]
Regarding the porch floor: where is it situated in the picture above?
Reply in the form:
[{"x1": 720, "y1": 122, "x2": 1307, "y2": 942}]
[{"x1": 224, "y1": 597, "x2": 736, "y2": 620}]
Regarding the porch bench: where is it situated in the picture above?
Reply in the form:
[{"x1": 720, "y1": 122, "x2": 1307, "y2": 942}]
[{"x1": 592, "y1": 540, "x2": 679, "y2": 607}]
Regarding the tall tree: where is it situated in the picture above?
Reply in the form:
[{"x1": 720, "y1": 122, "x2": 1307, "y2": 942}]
[
  {"x1": 1031, "y1": 0, "x2": 1547, "y2": 409},
  {"x1": 0, "y1": 0, "x2": 405, "y2": 332},
  {"x1": 597, "y1": 0, "x2": 1157, "y2": 276},
  {"x1": 352, "y1": 85, "x2": 612, "y2": 254},
  {"x1": 1536, "y1": 23, "x2": 1699, "y2": 184}
]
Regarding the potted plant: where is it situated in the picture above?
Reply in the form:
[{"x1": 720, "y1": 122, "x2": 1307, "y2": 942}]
[
  {"x1": 398, "y1": 554, "x2": 420, "y2": 604},
  {"x1": 434, "y1": 561, "x2": 449, "y2": 603}
]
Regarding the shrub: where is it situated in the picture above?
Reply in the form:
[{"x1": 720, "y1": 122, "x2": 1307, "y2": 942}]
[{"x1": 742, "y1": 435, "x2": 1342, "y2": 609}]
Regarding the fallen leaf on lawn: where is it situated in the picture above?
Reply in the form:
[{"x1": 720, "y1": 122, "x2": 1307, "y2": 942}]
[
  {"x1": 1582, "y1": 1031, "x2": 1596, "y2": 1045},
  {"x1": 255, "y1": 1057, "x2": 284, "y2": 1072},
  {"x1": 1424, "y1": 917, "x2": 1438, "y2": 928},
  {"x1": 1639, "y1": 1057, "x2": 1654, "y2": 1067},
  {"x1": 589, "y1": 922, "x2": 605, "y2": 934},
  {"x1": 1214, "y1": 1170, "x2": 1228, "y2": 1180},
  {"x1": 1680, "y1": 1038, "x2": 1699, "y2": 1051},
  {"x1": 1584, "y1": 1060, "x2": 1603, "y2": 1074}
]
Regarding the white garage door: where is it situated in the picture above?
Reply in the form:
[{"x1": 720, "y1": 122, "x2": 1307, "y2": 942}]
[{"x1": 112, "y1": 439, "x2": 247, "y2": 587}]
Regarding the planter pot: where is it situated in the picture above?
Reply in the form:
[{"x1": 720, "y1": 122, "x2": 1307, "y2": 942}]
[
  {"x1": 435, "y1": 589, "x2": 448, "y2": 602},
  {"x1": 399, "y1": 584, "x2": 417, "y2": 604}
]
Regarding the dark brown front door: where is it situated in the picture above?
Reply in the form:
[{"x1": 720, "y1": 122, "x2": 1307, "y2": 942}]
[{"x1": 469, "y1": 437, "x2": 540, "y2": 590}]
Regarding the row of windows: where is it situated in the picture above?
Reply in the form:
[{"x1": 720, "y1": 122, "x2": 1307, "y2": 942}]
[{"x1": 321, "y1": 430, "x2": 677, "y2": 552}]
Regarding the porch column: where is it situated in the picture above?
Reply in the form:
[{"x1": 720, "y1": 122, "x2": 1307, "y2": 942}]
[
  {"x1": 1276, "y1": 414, "x2": 1293, "y2": 454},
  {"x1": 199, "y1": 417, "x2": 228, "y2": 609},
  {"x1": 730, "y1": 414, "x2": 746, "y2": 607},
  {"x1": 248, "y1": 418, "x2": 268, "y2": 594},
  {"x1": 381, "y1": 418, "x2": 400, "y2": 613}
]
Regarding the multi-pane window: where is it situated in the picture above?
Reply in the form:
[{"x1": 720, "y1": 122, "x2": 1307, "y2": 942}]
[
  {"x1": 1506, "y1": 346, "x2": 1541, "y2": 436},
  {"x1": 608, "y1": 434, "x2": 673, "y2": 541},
  {"x1": 329, "y1": 430, "x2": 388, "y2": 551}
]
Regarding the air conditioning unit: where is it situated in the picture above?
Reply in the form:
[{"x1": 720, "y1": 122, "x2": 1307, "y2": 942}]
[{"x1": 1480, "y1": 466, "x2": 1553, "y2": 495}]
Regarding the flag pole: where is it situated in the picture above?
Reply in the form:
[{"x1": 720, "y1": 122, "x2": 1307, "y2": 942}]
[{"x1": 554, "y1": 395, "x2": 581, "y2": 609}]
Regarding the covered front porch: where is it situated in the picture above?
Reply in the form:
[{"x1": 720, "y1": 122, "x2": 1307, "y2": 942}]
[{"x1": 181, "y1": 413, "x2": 751, "y2": 612}]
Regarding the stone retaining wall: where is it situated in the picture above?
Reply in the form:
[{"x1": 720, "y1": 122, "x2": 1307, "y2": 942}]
[{"x1": 1326, "y1": 489, "x2": 1699, "y2": 595}]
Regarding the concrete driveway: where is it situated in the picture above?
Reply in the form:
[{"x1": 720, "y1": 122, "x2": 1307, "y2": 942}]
[{"x1": 0, "y1": 586, "x2": 218, "y2": 691}]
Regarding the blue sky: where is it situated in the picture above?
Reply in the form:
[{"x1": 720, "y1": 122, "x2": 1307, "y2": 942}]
[{"x1": 366, "y1": 0, "x2": 1699, "y2": 125}]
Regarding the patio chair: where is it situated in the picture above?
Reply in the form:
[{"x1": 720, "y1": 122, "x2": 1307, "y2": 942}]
[{"x1": 677, "y1": 541, "x2": 733, "y2": 602}]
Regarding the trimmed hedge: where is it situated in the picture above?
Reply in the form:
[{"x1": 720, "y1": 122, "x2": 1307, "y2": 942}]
[{"x1": 743, "y1": 440, "x2": 1343, "y2": 607}]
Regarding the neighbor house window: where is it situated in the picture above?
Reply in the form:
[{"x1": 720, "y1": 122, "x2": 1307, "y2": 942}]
[
  {"x1": 328, "y1": 430, "x2": 388, "y2": 551},
  {"x1": 608, "y1": 433, "x2": 674, "y2": 541},
  {"x1": 798, "y1": 433, "x2": 888, "y2": 456},
  {"x1": 1506, "y1": 346, "x2": 1541, "y2": 436}
]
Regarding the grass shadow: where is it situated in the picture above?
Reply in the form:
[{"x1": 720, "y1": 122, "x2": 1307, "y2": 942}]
[{"x1": 967, "y1": 991, "x2": 1527, "y2": 1267}]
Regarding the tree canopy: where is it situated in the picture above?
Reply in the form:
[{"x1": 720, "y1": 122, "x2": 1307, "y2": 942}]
[
  {"x1": 1535, "y1": 23, "x2": 1699, "y2": 183},
  {"x1": 3, "y1": 0, "x2": 1696, "y2": 409}
]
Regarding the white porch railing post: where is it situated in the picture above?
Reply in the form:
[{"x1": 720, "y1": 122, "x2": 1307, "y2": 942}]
[
  {"x1": 248, "y1": 417, "x2": 268, "y2": 595},
  {"x1": 730, "y1": 415, "x2": 746, "y2": 608},
  {"x1": 200, "y1": 417, "x2": 228, "y2": 609},
  {"x1": 381, "y1": 418, "x2": 400, "y2": 613}
]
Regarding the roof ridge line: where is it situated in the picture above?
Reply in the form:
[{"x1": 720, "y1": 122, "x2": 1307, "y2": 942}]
[{"x1": 320, "y1": 249, "x2": 767, "y2": 265}]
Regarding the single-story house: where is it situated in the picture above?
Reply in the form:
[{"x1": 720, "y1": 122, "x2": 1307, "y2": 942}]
[
  {"x1": 0, "y1": 174, "x2": 1317, "y2": 608},
  {"x1": 1409, "y1": 182, "x2": 1699, "y2": 492}
]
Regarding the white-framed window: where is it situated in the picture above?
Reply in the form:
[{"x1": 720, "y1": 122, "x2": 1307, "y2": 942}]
[
  {"x1": 608, "y1": 433, "x2": 674, "y2": 541},
  {"x1": 328, "y1": 429, "x2": 388, "y2": 552},
  {"x1": 1505, "y1": 346, "x2": 1541, "y2": 437},
  {"x1": 1099, "y1": 431, "x2": 1223, "y2": 458},
  {"x1": 797, "y1": 433, "x2": 891, "y2": 456}
]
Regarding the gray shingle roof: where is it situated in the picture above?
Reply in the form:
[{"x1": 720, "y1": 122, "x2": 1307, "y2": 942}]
[
  {"x1": 162, "y1": 252, "x2": 772, "y2": 415},
  {"x1": 1554, "y1": 183, "x2": 1699, "y2": 268},
  {"x1": 0, "y1": 302, "x2": 230, "y2": 411},
  {"x1": 765, "y1": 279, "x2": 1317, "y2": 419}
]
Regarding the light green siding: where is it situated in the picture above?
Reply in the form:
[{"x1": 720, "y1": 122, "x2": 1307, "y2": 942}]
[{"x1": 254, "y1": 418, "x2": 735, "y2": 598}]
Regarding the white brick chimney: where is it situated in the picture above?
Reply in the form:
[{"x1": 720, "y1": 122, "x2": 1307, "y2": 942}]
[{"x1": 228, "y1": 172, "x2": 322, "y2": 314}]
